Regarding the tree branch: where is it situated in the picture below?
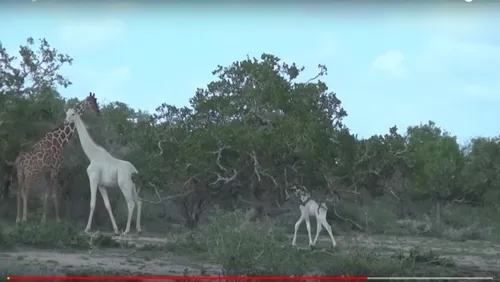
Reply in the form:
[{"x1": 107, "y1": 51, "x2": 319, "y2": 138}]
[
  {"x1": 249, "y1": 150, "x2": 277, "y2": 188},
  {"x1": 137, "y1": 181, "x2": 194, "y2": 205},
  {"x1": 210, "y1": 170, "x2": 238, "y2": 186},
  {"x1": 210, "y1": 145, "x2": 231, "y2": 172},
  {"x1": 156, "y1": 139, "x2": 166, "y2": 157}
]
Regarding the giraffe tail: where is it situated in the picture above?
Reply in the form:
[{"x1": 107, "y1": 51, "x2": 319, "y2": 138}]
[
  {"x1": 132, "y1": 182, "x2": 139, "y2": 201},
  {"x1": 130, "y1": 169, "x2": 141, "y2": 202}
]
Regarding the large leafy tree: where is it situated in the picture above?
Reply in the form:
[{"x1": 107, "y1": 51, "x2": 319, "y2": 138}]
[
  {"x1": 131, "y1": 54, "x2": 348, "y2": 227},
  {"x1": 405, "y1": 121, "x2": 464, "y2": 221},
  {"x1": 462, "y1": 137, "x2": 500, "y2": 207}
]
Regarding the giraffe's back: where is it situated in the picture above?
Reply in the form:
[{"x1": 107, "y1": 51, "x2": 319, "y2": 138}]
[{"x1": 18, "y1": 140, "x2": 63, "y2": 177}]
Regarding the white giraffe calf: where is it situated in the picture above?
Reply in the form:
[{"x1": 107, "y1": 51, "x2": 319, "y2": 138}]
[
  {"x1": 289, "y1": 186, "x2": 337, "y2": 248},
  {"x1": 65, "y1": 108, "x2": 142, "y2": 235}
]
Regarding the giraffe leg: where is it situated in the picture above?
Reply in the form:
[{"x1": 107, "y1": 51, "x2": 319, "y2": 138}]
[
  {"x1": 16, "y1": 169, "x2": 24, "y2": 224},
  {"x1": 52, "y1": 192, "x2": 60, "y2": 223},
  {"x1": 293, "y1": 205, "x2": 309, "y2": 246},
  {"x1": 16, "y1": 187, "x2": 22, "y2": 224},
  {"x1": 318, "y1": 213, "x2": 337, "y2": 248},
  {"x1": 132, "y1": 183, "x2": 142, "y2": 234},
  {"x1": 121, "y1": 187, "x2": 136, "y2": 236},
  {"x1": 49, "y1": 170, "x2": 60, "y2": 223},
  {"x1": 22, "y1": 188, "x2": 29, "y2": 222},
  {"x1": 84, "y1": 176, "x2": 99, "y2": 233},
  {"x1": 41, "y1": 192, "x2": 49, "y2": 224},
  {"x1": 118, "y1": 176, "x2": 136, "y2": 235},
  {"x1": 98, "y1": 186, "x2": 119, "y2": 234},
  {"x1": 135, "y1": 198, "x2": 142, "y2": 234},
  {"x1": 22, "y1": 176, "x2": 36, "y2": 223},
  {"x1": 305, "y1": 216, "x2": 313, "y2": 246},
  {"x1": 41, "y1": 177, "x2": 51, "y2": 224},
  {"x1": 312, "y1": 216, "x2": 323, "y2": 246},
  {"x1": 124, "y1": 199, "x2": 135, "y2": 235},
  {"x1": 292, "y1": 214, "x2": 305, "y2": 246}
]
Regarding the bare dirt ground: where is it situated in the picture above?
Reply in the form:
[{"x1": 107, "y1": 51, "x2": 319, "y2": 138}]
[{"x1": 1, "y1": 232, "x2": 499, "y2": 277}]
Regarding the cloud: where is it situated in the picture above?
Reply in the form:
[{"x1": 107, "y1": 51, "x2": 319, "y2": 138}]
[
  {"x1": 372, "y1": 50, "x2": 405, "y2": 77},
  {"x1": 59, "y1": 19, "x2": 124, "y2": 51}
]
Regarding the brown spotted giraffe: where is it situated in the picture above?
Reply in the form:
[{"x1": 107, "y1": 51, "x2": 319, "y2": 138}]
[{"x1": 11, "y1": 92, "x2": 100, "y2": 224}]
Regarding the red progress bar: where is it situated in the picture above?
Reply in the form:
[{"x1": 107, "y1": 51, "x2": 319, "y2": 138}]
[{"x1": 7, "y1": 275, "x2": 368, "y2": 281}]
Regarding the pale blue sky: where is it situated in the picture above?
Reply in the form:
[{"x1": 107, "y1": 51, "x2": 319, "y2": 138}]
[{"x1": 1, "y1": 1, "x2": 499, "y2": 142}]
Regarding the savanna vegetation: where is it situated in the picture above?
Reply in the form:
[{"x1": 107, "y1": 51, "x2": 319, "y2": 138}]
[{"x1": 0, "y1": 38, "x2": 499, "y2": 281}]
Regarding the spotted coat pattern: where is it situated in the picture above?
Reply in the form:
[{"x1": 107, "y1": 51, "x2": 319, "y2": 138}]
[{"x1": 14, "y1": 92, "x2": 100, "y2": 223}]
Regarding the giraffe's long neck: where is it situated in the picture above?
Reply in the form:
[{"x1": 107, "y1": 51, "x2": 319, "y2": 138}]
[
  {"x1": 64, "y1": 100, "x2": 91, "y2": 143},
  {"x1": 74, "y1": 104, "x2": 86, "y2": 116},
  {"x1": 62, "y1": 123, "x2": 76, "y2": 146},
  {"x1": 72, "y1": 114, "x2": 103, "y2": 161},
  {"x1": 28, "y1": 101, "x2": 92, "y2": 153},
  {"x1": 42, "y1": 122, "x2": 76, "y2": 150}
]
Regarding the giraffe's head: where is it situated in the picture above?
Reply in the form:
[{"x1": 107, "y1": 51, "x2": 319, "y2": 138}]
[
  {"x1": 285, "y1": 184, "x2": 310, "y2": 203},
  {"x1": 75, "y1": 92, "x2": 100, "y2": 116},
  {"x1": 65, "y1": 108, "x2": 80, "y2": 123}
]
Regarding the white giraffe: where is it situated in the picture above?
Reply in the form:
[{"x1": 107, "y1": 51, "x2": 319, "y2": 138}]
[
  {"x1": 289, "y1": 185, "x2": 337, "y2": 248},
  {"x1": 65, "y1": 108, "x2": 142, "y2": 235}
]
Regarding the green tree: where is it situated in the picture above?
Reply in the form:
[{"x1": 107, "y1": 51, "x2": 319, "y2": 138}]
[
  {"x1": 131, "y1": 54, "x2": 348, "y2": 227},
  {"x1": 405, "y1": 121, "x2": 464, "y2": 222},
  {"x1": 461, "y1": 137, "x2": 500, "y2": 207}
]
